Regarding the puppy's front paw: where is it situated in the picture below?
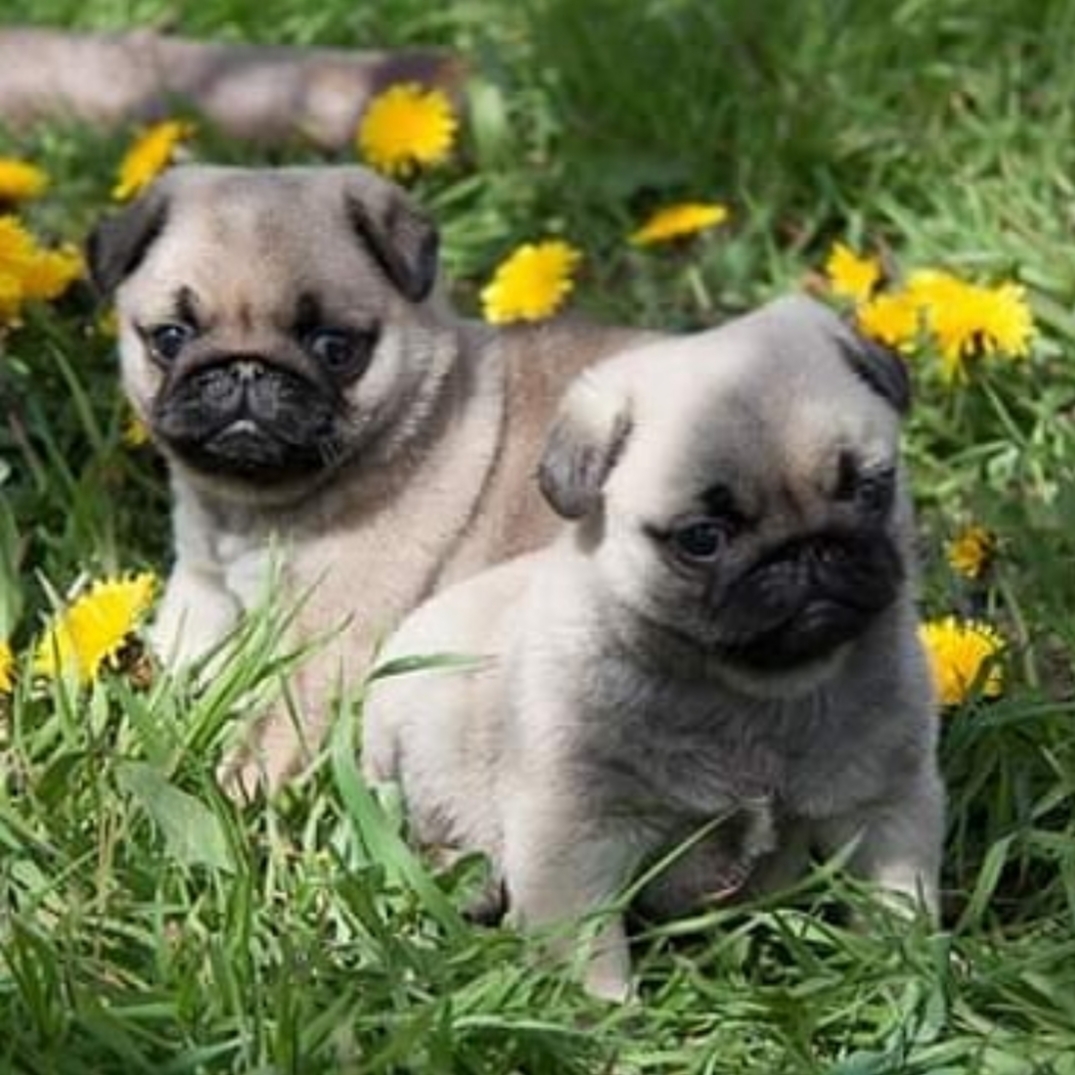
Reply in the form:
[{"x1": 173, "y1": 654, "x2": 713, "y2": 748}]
[
  {"x1": 216, "y1": 710, "x2": 311, "y2": 800},
  {"x1": 216, "y1": 752, "x2": 273, "y2": 803},
  {"x1": 583, "y1": 956, "x2": 636, "y2": 1004},
  {"x1": 509, "y1": 904, "x2": 635, "y2": 1003}
]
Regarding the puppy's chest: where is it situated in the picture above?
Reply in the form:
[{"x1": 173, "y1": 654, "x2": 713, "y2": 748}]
[
  {"x1": 579, "y1": 686, "x2": 850, "y2": 820},
  {"x1": 202, "y1": 504, "x2": 377, "y2": 602},
  {"x1": 210, "y1": 531, "x2": 275, "y2": 607}
]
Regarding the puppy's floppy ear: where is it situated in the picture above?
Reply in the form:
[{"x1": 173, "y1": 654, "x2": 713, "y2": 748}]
[
  {"x1": 837, "y1": 320, "x2": 912, "y2": 416},
  {"x1": 86, "y1": 185, "x2": 170, "y2": 298},
  {"x1": 538, "y1": 373, "x2": 632, "y2": 519},
  {"x1": 343, "y1": 170, "x2": 439, "y2": 303}
]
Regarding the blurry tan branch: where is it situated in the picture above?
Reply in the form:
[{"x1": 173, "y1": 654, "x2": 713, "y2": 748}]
[{"x1": 0, "y1": 27, "x2": 465, "y2": 149}]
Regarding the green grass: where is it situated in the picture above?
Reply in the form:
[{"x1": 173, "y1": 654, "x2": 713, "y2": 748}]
[{"x1": 3, "y1": 0, "x2": 1075, "y2": 1070}]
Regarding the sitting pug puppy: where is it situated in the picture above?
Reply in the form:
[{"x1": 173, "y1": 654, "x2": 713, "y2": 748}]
[
  {"x1": 362, "y1": 294, "x2": 945, "y2": 1001},
  {"x1": 88, "y1": 164, "x2": 650, "y2": 792}
]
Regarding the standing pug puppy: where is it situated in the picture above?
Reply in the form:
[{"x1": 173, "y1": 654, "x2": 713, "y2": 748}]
[
  {"x1": 363, "y1": 295, "x2": 945, "y2": 1001},
  {"x1": 88, "y1": 164, "x2": 650, "y2": 792}
]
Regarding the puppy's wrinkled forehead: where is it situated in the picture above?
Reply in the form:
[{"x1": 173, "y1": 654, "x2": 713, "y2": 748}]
[
  {"x1": 121, "y1": 172, "x2": 386, "y2": 316},
  {"x1": 96, "y1": 164, "x2": 439, "y2": 329},
  {"x1": 612, "y1": 295, "x2": 906, "y2": 519}
]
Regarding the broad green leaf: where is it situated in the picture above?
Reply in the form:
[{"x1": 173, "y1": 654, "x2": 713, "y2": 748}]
[{"x1": 116, "y1": 761, "x2": 234, "y2": 873}]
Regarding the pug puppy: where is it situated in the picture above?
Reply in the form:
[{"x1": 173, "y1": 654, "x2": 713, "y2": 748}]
[
  {"x1": 88, "y1": 164, "x2": 651, "y2": 792},
  {"x1": 362, "y1": 294, "x2": 945, "y2": 1001}
]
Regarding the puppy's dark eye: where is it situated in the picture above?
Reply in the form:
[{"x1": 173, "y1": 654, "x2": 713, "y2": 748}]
[
  {"x1": 833, "y1": 451, "x2": 860, "y2": 502},
  {"x1": 857, "y1": 469, "x2": 895, "y2": 514},
  {"x1": 148, "y1": 322, "x2": 194, "y2": 362},
  {"x1": 305, "y1": 328, "x2": 375, "y2": 379},
  {"x1": 839, "y1": 469, "x2": 895, "y2": 515},
  {"x1": 308, "y1": 329, "x2": 352, "y2": 367},
  {"x1": 834, "y1": 452, "x2": 895, "y2": 516},
  {"x1": 671, "y1": 521, "x2": 726, "y2": 561}
]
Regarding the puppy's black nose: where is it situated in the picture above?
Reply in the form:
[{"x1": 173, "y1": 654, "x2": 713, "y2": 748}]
[
  {"x1": 229, "y1": 359, "x2": 285, "y2": 423},
  {"x1": 196, "y1": 357, "x2": 272, "y2": 418},
  {"x1": 233, "y1": 359, "x2": 266, "y2": 383},
  {"x1": 800, "y1": 537, "x2": 851, "y2": 574}
]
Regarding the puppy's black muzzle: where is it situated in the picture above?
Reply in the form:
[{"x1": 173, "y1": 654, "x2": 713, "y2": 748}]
[
  {"x1": 153, "y1": 355, "x2": 339, "y2": 482},
  {"x1": 717, "y1": 530, "x2": 904, "y2": 670}
]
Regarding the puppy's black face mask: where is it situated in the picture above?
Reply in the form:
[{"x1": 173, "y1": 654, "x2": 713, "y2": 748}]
[
  {"x1": 152, "y1": 352, "x2": 346, "y2": 484},
  {"x1": 139, "y1": 288, "x2": 380, "y2": 486},
  {"x1": 712, "y1": 527, "x2": 904, "y2": 670},
  {"x1": 647, "y1": 463, "x2": 905, "y2": 672}
]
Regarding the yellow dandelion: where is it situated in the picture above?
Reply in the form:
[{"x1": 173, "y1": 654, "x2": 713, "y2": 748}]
[
  {"x1": 0, "y1": 639, "x2": 14, "y2": 694},
  {"x1": 113, "y1": 120, "x2": 196, "y2": 201},
  {"x1": 34, "y1": 573, "x2": 157, "y2": 684},
  {"x1": 0, "y1": 158, "x2": 49, "y2": 203},
  {"x1": 0, "y1": 214, "x2": 36, "y2": 263},
  {"x1": 975, "y1": 281, "x2": 1033, "y2": 353},
  {"x1": 18, "y1": 243, "x2": 84, "y2": 301},
  {"x1": 356, "y1": 82, "x2": 457, "y2": 178},
  {"x1": 629, "y1": 201, "x2": 730, "y2": 246},
  {"x1": 945, "y1": 525, "x2": 996, "y2": 580},
  {"x1": 909, "y1": 270, "x2": 1034, "y2": 382},
  {"x1": 856, "y1": 289, "x2": 921, "y2": 350},
  {"x1": 0, "y1": 214, "x2": 35, "y2": 321},
  {"x1": 905, "y1": 268, "x2": 962, "y2": 310},
  {"x1": 0, "y1": 216, "x2": 83, "y2": 324},
  {"x1": 824, "y1": 242, "x2": 882, "y2": 303},
  {"x1": 480, "y1": 239, "x2": 583, "y2": 325},
  {"x1": 919, "y1": 616, "x2": 1005, "y2": 708}
]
